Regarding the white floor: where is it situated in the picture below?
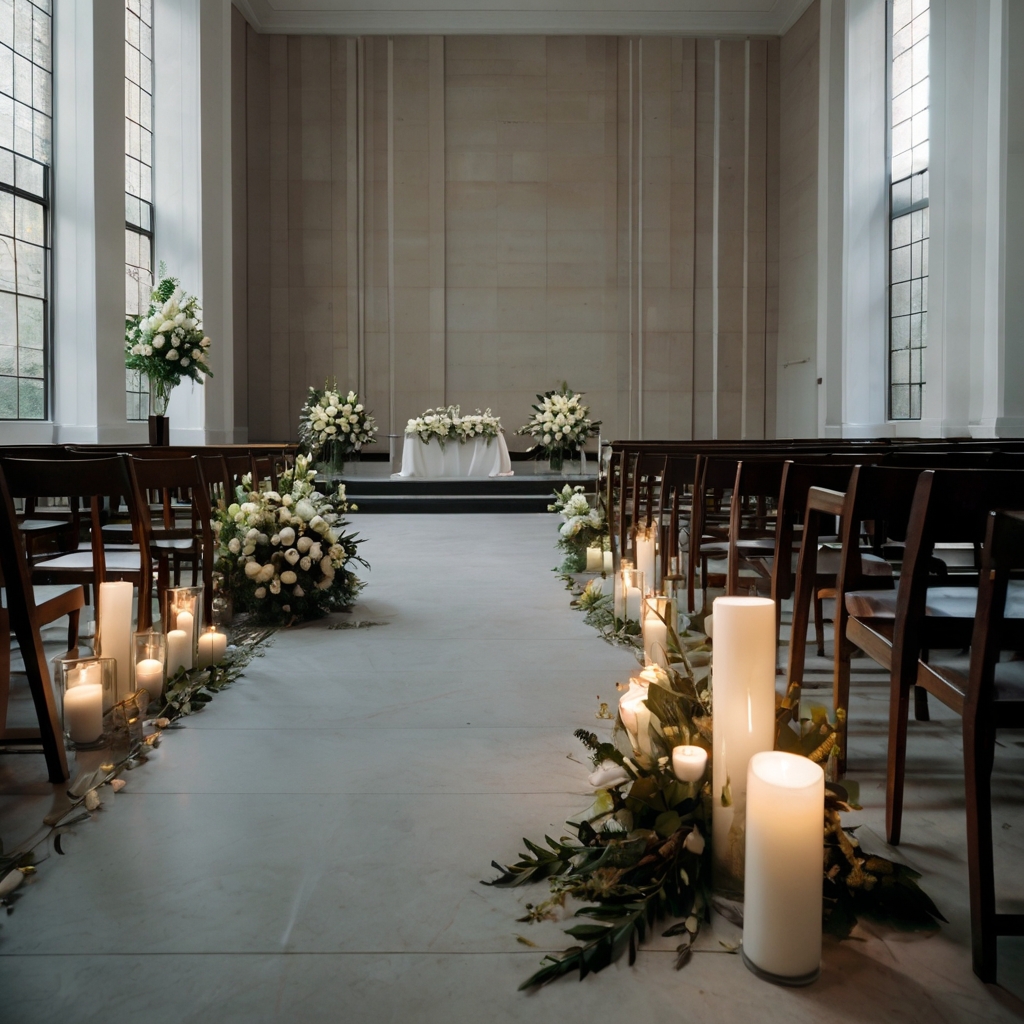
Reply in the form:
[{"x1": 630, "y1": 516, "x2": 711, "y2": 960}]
[{"x1": 1, "y1": 513, "x2": 1023, "y2": 1023}]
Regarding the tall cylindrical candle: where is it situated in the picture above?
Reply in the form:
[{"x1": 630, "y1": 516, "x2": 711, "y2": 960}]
[
  {"x1": 176, "y1": 611, "x2": 195, "y2": 668},
  {"x1": 166, "y1": 629, "x2": 189, "y2": 678},
  {"x1": 618, "y1": 680, "x2": 653, "y2": 758},
  {"x1": 635, "y1": 528, "x2": 657, "y2": 593},
  {"x1": 97, "y1": 581, "x2": 133, "y2": 703},
  {"x1": 603, "y1": 550, "x2": 613, "y2": 572},
  {"x1": 643, "y1": 597, "x2": 669, "y2": 669},
  {"x1": 586, "y1": 547, "x2": 603, "y2": 571},
  {"x1": 711, "y1": 596, "x2": 777, "y2": 894},
  {"x1": 743, "y1": 751, "x2": 824, "y2": 985},
  {"x1": 64, "y1": 682, "x2": 103, "y2": 745}
]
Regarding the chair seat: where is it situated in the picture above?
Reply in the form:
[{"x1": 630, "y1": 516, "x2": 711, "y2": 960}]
[
  {"x1": 918, "y1": 657, "x2": 1024, "y2": 716},
  {"x1": 33, "y1": 550, "x2": 144, "y2": 573},
  {"x1": 19, "y1": 518, "x2": 70, "y2": 534},
  {"x1": 1, "y1": 583, "x2": 83, "y2": 610},
  {"x1": 846, "y1": 580, "x2": 1024, "y2": 621}
]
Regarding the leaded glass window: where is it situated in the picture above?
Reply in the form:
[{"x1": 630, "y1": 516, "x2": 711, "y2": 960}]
[{"x1": 0, "y1": 0, "x2": 51, "y2": 420}]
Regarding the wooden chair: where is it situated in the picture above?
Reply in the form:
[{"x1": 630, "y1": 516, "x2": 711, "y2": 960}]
[
  {"x1": 942, "y1": 510, "x2": 1024, "y2": 982},
  {"x1": 788, "y1": 464, "x2": 921, "y2": 772},
  {"x1": 862, "y1": 470, "x2": 1024, "y2": 846},
  {"x1": 6, "y1": 456, "x2": 153, "y2": 630},
  {"x1": 127, "y1": 455, "x2": 216, "y2": 626}
]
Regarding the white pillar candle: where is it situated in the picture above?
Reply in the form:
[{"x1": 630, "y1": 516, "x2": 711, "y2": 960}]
[
  {"x1": 743, "y1": 751, "x2": 824, "y2": 984},
  {"x1": 643, "y1": 598, "x2": 669, "y2": 669},
  {"x1": 625, "y1": 585, "x2": 642, "y2": 622},
  {"x1": 711, "y1": 596, "x2": 777, "y2": 894},
  {"x1": 166, "y1": 630, "x2": 190, "y2": 679},
  {"x1": 197, "y1": 629, "x2": 228, "y2": 669},
  {"x1": 97, "y1": 581, "x2": 133, "y2": 703},
  {"x1": 175, "y1": 611, "x2": 195, "y2": 668},
  {"x1": 64, "y1": 682, "x2": 103, "y2": 745},
  {"x1": 603, "y1": 550, "x2": 613, "y2": 572},
  {"x1": 586, "y1": 547, "x2": 603, "y2": 571},
  {"x1": 67, "y1": 661, "x2": 102, "y2": 689},
  {"x1": 672, "y1": 744, "x2": 708, "y2": 783},
  {"x1": 635, "y1": 530, "x2": 657, "y2": 593},
  {"x1": 134, "y1": 659, "x2": 164, "y2": 705},
  {"x1": 618, "y1": 681, "x2": 653, "y2": 758}
]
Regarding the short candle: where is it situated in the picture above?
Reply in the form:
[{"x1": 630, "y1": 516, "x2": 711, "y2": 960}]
[
  {"x1": 64, "y1": 682, "x2": 103, "y2": 745},
  {"x1": 585, "y1": 546, "x2": 603, "y2": 572},
  {"x1": 166, "y1": 629, "x2": 190, "y2": 678},
  {"x1": 603, "y1": 550, "x2": 613, "y2": 572},
  {"x1": 197, "y1": 629, "x2": 228, "y2": 669},
  {"x1": 134, "y1": 658, "x2": 164, "y2": 705},
  {"x1": 672, "y1": 745, "x2": 708, "y2": 783}
]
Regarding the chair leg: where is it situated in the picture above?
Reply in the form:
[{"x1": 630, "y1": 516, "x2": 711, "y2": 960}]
[
  {"x1": 914, "y1": 685, "x2": 931, "y2": 722},
  {"x1": 885, "y1": 669, "x2": 913, "y2": 846},
  {"x1": 0, "y1": 608, "x2": 10, "y2": 732},
  {"x1": 814, "y1": 593, "x2": 826, "y2": 658},
  {"x1": 67, "y1": 608, "x2": 80, "y2": 650},
  {"x1": 963, "y1": 714, "x2": 998, "y2": 982}
]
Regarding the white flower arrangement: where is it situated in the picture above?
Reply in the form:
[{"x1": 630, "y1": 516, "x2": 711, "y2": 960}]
[
  {"x1": 213, "y1": 454, "x2": 367, "y2": 623},
  {"x1": 298, "y1": 384, "x2": 377, "y2": 461},
  {"x1": 548, "y1": 484, "x2": 605, "y2": 539},
  {"x1": 516, "y1": 382, "x2": 600, "y2": 457},
  {"x1": 405, "y1": 405, "x2": 501, "y2": 449},
  {"x1": 125, "y1": 267, "x2": 212, "y2": 409}
]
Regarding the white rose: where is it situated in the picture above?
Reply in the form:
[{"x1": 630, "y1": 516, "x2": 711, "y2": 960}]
[
  {"x1": 320, "y1": 556, "x2": 335, "y2": 576},
  {"x1": 258, "y1": 564, "x2": 275, "y2": 583},
  {"x1": 587, "y1": 761, "x2": 630, "y2": 790},
  {"x1": 355, "y1": 404, "x2": 363, "y2": 413},
  {"x1": 308, "y1": 542, "x2": 322, "y2": 561},
  {"x1": 227, "y1": 538, "x2": 241, "y2": 554},
  {"x1": 294, "y1": 499, "x2": 317, "y2": 522},
  {"x1": 284, "y1": 548, "x2": 301, "y2": 565},
  {"x1": 181, "y1": 358, "x2": 190, "y2": 367},
  {"x1": 254, "y1": 586, "x2": 266, "y2": 599},
  {"x1": 683, "y1": 828, "x2": 705, "y2": 856},
  {"x1": 270, "y1": 534, "x2": 280, "y2": 546},
  {"x1": 279, "y1": 526, "x2": 296, "y2": 546},
  {"x1": 270, "y1": 579, "x2": 281, "y2": 595},
  {"x1": 152, "y1": 337, "x2": 164, "y2": 349},
  {"x1": 201, "y1": 337, "x2": 211, "y2": 348},
  {"x1": 280, "y1": 570, "x2": 297, "y2": 585},
  {"x1": 244, "y1": 561, "x2": 262, "y2": 578},
  {"x1": 299, "y1": 556, "x2": 312, "y2": 571},
  {"x1": 242, "y1": 543, "x2": 255, "y2": 556},
  {"x1": 167, "y1": 349, "x2": 179, "y2": 360},
  {"x1": 292, "y1": 584, "x2": 305, "y2": 598}
]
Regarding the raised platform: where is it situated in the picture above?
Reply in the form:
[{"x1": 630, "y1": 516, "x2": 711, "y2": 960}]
[{"x1": 340, "y1": 467, "x2": 597, "y2": 514}]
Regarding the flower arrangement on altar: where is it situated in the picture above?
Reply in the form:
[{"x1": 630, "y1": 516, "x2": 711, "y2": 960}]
[
  {"x1": 298, "y1": 384, "x2": 377, "y2": 466},
  {"x1": 405, "y1": 405, "x2": 502, "y2": 449},
  {"x1": 213, "y1": 455, "x2": 367, "y2": 625},
  {"x1": 548, "y1": 484, "x2": 606, "y2": 572},
  {"x1": 488, "y1": 590, "x2": 945, "y2": 990},
  {"x1": 124, "y1": 266, "x2": 212, "y2": 414},
  {"x1": 517, "y1": 383, "x2": 600, "y2": 470}
]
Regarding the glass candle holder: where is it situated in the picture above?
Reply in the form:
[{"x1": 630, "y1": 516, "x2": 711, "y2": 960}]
[
  {"x1": 642, "y1": 594, "x2": 672, "y2": 669},
  {"x1": 633, "y1": 524, "x2": 658, "y2": 594},
  {"x1": 620, "y1": 565, "x2": 645, "y2": 624},
  {"x1": 132, "y1": 629, "x2": 167, "y2": 708},
  {"x1": 163, "y1": 585, "x2": 203, "y2": 676},
  {"x1": 106, "y1": 690, "x2": 148, "y2": 755},
  {"x1": 54, "y1": 656, "x2": 115, "y2": 749},
  {"x1": 197, "y1": 626, "x2": 229, "y2": 669}
]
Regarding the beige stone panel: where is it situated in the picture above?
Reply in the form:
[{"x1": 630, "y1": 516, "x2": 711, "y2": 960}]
[
  {"x1": 692, "y1": 391, "x2": 713, "y2": 438},
  {"x1": 447, "y1": 288, "x2": 498, "y2": 331},
  {"x1": 642, "y1": 331, "x2": 687, "y2": 393},
  {"x1": 446, "y1": 86, "x2": 499, "y2": 121},
  {"x1": 447, "y1": 150, "x2": 497, "y2": 182},
  {"x1": 394, "y1": 149, "x2": 430, "y2": 187},
  {"x1": 445, "y1": 36, "x2": 503, "y2": 61},
  {"x1": 497, "y1": 183, "x2": 546, "y2": 231},
  {"x1": 547, "y1": 91, "x2": 591, "y2": 123},
  {"x1": 446, "y1": 181, "x2": 497, "y2": 221},
  {"x1": 548, "y1": 151, "x2": 612, "y2": 183},
  {"x1": 269, "y1": 287, "x2": 291, "y2": 334},
  {"x1": 546, "y1": 67, "x2": 607, "y2": 94},
  {"x1": 546, "y1": 230, "x2": 605, "y2": 264},
  {"x1": 497, "y1": 121, "x2": 547, "y2": 152},
  {"x1": 448, "y1": 262, "x2": 498, "y2": 288},
  {"x1": 498, "y1": 229, "x2": 546, "y2": 264},
  {"x1": 393, "y1": 332, "x2": 431, "y2": 384},
  {"x1": 498, "y1": 87, "x2": 547, "y2": 122},
  {"x1": 497, "y1": 262, "x2": 546, "y2": 288},
  {"x1": 546, "y1": 122, "x2": 607, "y2": 156},
  {"x1": 547, "y1": 262, "x2": 605, "y2": 288},
  {"x1": 445, "y1": 228, "x2": 497, "y2": 267},
  {"x1": 545, "y1": 332, "x2": 613, "y2": 390},
  {"x1": 779, "y1": 178, "x2": 817, "y2": 262},
  {"x1": 546, "y1": 288, "x2": 605, "y2": 332},
  {"x1": 511, "y1": 152, "x2": 547, "y2": 182},
  {"x1": 498, "y1": 287, "x2": 547, "y2": 331},
  {"x1": 301, "y1": 233, "x2": 333, "y2": 288},
  {"x1": 395, "y1": 287, "x2": 431, "y2": 330},
  {"x1": 546, "y1": 182, "x2": 605, "y2": 230},
  {"x1": 496, "y1": 331, "x2": 547, "y2": 388},
  {"x1": 446, "y1": 120, "x2": 498, "y2": 151},
  {"x1": 546, "y1": 36, "x2": 586, "y2": 65},
  {"x1": 393, "y1": 36, "x2": 428, "y2": 61}
]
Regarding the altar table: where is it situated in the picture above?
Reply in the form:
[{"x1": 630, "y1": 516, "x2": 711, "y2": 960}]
[{"x1": 395, "y1": 432, "x2": 513, "y2": 478}]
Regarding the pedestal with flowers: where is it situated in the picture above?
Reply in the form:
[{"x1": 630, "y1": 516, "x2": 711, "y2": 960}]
[
  {"x1": 125, "y1": 266, "x2": 213, "y2": 443},
  {"x1": 517, "y1": 383, "x2": 600, "y2": 473},
  {"x1": 298, "y1": 383, "x2": 378, "y2": 480}
]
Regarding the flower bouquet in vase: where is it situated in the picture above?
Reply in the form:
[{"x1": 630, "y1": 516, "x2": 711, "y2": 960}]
[
  {"x1": 298, "y1": 384, "x2": 377, "y2": 480},
  {"x1": 517, "y1": 383, "x2": 600, "y2": 473},
  {"x1": 125, "y1": 266, "x2": 212, "y2": 444}
]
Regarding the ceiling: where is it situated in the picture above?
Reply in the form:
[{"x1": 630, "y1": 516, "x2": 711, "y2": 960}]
[{"x1": 232, "y1": 0, "x2": 815, "y2": 37}]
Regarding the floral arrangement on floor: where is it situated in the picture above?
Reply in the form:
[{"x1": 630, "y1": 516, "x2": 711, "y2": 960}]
[
  {"x1": 517, "y1": 383, "x2": 600, "y2": 469},
  {"x1": 125, "y1": 265, "x2": 212, "y2": 413},
  {"x1": 405, "y1": 405, "x2": 502, "y2": 449},
  {"x1": 298, "y1": 384, "x2": 377, "y2": 466},
  {"x1": 487, "y1": 589, "x2": 945, "y2": 991},
  {"x1": 213, "y1": 455, "x2": 367, "y2": 625},
  {"x1": 548, "y1": 484, "x2": 606, "y2": 573}
]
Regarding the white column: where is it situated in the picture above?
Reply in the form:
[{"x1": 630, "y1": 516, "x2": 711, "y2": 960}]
[
  {"x1": 52, "y1": 0, "x2": 138, "y2": 444},
  {"x1": 840, "y1": 0, "x2": 888, "y2": 437}
]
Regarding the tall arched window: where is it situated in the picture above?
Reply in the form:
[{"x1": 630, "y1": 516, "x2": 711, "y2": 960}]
[
  {"x1": 0, "y1": 0, "x2": 51, "y2": 421},
  {"x1": 889, "y1": 0, "x2": 929, "y2": 420},
  {"x1": 125, "y1": 0, "x2": 153, "y2": 420}
]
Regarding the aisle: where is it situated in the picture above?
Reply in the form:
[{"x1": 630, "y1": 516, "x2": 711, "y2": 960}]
[{"x1": 1, "y1": 515, "x2": 1021, "y2": 1023}]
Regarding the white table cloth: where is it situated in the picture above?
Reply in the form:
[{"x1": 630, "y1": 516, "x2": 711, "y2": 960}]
[{"x1": 395, "y1": 432, "x2": 513, "y2": 478}]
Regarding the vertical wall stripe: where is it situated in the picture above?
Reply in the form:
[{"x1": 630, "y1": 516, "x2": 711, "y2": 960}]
[
  {"x1": 386, "y1": 37, "x2": 395, "y2": 436},
  {"x1": 356, "y1": 38, "x2": 366, "y2": 398},
  {"x1": 637, "y1": 38, "x2": 644, "y2": 440},
  {"x1": 627, "y1": 39, "x2": 634, "y2": 438},
  {"x1": 742, "y1": 40, "x2": 751, "y2": 438},
  {"x1": 711, "y1": 39, "x2": 720, "y2": 439}
]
